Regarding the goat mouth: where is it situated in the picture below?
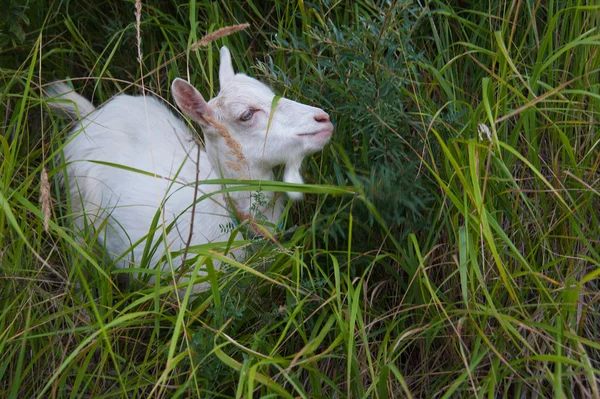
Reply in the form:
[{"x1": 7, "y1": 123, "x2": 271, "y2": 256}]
[{"x1": 297, "y1": 129, "x2": 333, "y2": 137}]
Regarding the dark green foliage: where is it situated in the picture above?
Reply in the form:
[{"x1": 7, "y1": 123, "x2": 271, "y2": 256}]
[
  {"x1": 262, "y1": 2, "x2": 438, "y2": 243},
  {"x1": 0, "y1": 0, "x2": 30, "y2": 47}
]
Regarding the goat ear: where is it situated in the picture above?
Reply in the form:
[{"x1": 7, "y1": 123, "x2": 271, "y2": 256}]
[
  {"x1": 219, "y1": 46, "x2": 235, "y2": 88},
  {"x1": 171, "y1": 78, "x2": 213, "y2": 126},
  {"x1": 283, "y1": 156, "x2": 304, "y2": 201}
]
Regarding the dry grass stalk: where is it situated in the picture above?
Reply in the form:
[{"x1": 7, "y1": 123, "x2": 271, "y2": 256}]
[
  {"x1": 203, "y1": 114, "x2": 278, "y2": 240},
  {"x1": 225, "y1": 160, "x2": 245, "y2": 172},
  {"x1": 40, "y1": 167, "x2": 51, "y2": 232},
  {"x1": 203, "y1": 114, "x2": 248, "y2": 171},
  {"x1": 191, "y1": 23, "x2": 251, "y2": 50}
]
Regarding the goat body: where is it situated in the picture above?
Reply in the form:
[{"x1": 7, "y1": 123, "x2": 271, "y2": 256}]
[{"x1": 46, "y1": 47, "x2": 333, "y2": 291}]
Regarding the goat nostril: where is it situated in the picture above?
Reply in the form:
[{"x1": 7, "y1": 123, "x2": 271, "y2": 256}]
[{"x1": 315, "y1": 113, "x2": 330, "y2": 124}]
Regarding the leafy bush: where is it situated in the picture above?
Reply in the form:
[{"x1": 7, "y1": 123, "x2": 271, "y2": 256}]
[{"x1": 261, "y1": 4, "x2": 439, "y2": 243}]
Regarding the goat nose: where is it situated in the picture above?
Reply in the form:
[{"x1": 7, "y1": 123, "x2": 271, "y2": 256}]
[{"x1": 314, "y1": 113, "x2": 330, "y2": 123}]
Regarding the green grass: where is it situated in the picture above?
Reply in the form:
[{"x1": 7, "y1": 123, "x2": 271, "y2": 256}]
[{"x1": 1, "y1": 0, "x2": 600, "y2": 397}]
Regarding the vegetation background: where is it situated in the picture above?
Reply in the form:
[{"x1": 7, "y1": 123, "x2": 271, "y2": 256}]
[{"x1": 1, "y1": 0, "x2": 599, "y2": 397}]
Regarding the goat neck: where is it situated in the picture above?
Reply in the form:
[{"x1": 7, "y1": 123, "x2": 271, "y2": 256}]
[{"x1": 202, "y1": 114, "x2": 281, "y2": 225}]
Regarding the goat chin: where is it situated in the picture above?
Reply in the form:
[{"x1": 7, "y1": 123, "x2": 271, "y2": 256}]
[{"x1": 45, "y1": 46, "x2": 333, "y2": 294}]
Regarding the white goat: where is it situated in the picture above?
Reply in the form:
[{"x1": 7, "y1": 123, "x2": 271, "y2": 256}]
[{"x1": 46, "y1": 46, "x2": 333, "y2": 292}]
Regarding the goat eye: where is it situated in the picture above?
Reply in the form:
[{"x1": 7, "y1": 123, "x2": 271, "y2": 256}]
[{"x1": 240, "y1": 109, "x2": 255, "y2": 121}]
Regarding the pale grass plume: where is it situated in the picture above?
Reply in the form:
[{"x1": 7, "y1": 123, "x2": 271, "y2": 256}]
[
  {"x1": 40, "y1": 167, "x2": 51, "y2": 232},
  {"x1": 135, "y1": 0, "x2": 143, "y2": 64},
  {"x1": 191, "y1": 23, "x2": 251, "y2": 50},
  {"x1": 203, "y1": 114, "x2": 247, "y2": 170}
]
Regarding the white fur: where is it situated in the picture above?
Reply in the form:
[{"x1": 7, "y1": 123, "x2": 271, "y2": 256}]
[{"x1": 46, "y1": 46, "x2": 333, "y2": 292}]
